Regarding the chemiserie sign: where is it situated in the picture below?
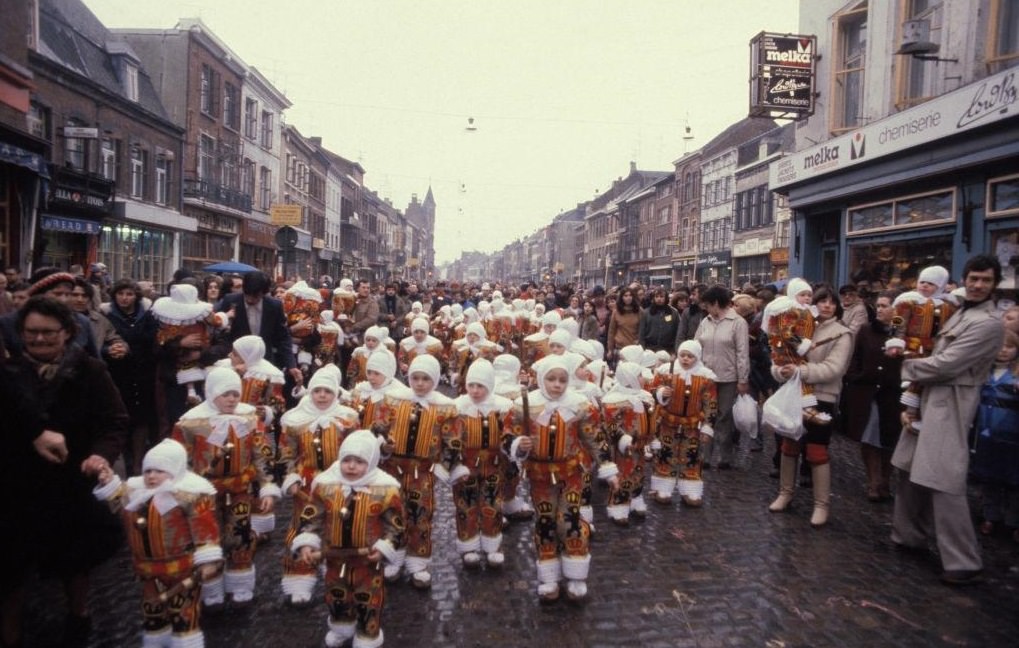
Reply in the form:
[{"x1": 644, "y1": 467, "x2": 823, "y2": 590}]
[
  {"x1": 770, "y1": 67, "x2": 1017, "y2": 189},
  {"x1": 749, "y1": 32, "x2": 817, "y2": 119}
]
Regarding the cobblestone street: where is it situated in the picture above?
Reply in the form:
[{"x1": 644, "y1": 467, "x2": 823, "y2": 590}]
[{"x1": 24, "y1": 432, "x2": 1019, "y2": 647}]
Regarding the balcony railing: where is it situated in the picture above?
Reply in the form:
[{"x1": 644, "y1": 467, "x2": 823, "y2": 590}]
[{"x1": 183, "y1": 175, "x2": 252, "y2": 213}]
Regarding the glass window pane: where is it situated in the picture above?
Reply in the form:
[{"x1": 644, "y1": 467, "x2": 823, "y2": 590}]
[
  {"x1": 894, "y1": 191, "x2": 953, "y2": 225},
  {"x1": 989, "y1": 176, "x2": 1019, "y2": 215},
  {"x1": 848, "y1": 235, "x2": 953, "y2": 292},
  {"x1": 849, "y1": 204, "x2": 893, "y2": 232}
]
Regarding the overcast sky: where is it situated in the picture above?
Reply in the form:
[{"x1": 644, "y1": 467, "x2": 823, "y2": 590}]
[{"x1": 83, "y1": 0, "x2": 800, "y2": 264}]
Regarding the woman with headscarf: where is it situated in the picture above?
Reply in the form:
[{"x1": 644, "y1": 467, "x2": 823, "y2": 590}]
[
  {"x1": 649, "y1": 340, "x2": 718, "y2": 507},
  {"x1": 93, "y1": 439, "x2": 221, "y2": 648},
  {"x1": 277, "y1": 365, "x2": 359, "y2": 606},
  {"x1": 451, "y1": 359, "x2": 515, "y2": 568},
  {"x1": 372, "y1": 355, "x2": 463, "y2": 589},
  {"x1": 506, "y1": 356, "x2": 618, "y2": 603},
  {"x1": 601, "y1": 361, "x2": 656, "y2": 526},
  {"x1": 172, "y1": 366, "x2": 281, "y2": 607},
  {"x1": 290, "y1": 430, "x2": 404, "y2": 648},
  {"x1": 1, "y1": 296, "x2": 127, "y2": 647}
]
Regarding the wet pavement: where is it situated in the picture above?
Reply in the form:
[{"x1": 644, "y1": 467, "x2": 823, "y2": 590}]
[{"x1": 23, "y1": 431, "x2": 1019, "y2": 647}]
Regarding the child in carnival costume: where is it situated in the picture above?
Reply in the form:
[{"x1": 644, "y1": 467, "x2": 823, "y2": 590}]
[
  {"x1": 492, "y1": 353, "x2": 534, "y2": 522},
  {"x1": 290, "y1": 430, "x2": 405, "y2": 648},
  {"x1": 331, "y1": 279, "x2": 357, "y2": 347},
  {"x1": 450, "y1": 322, "x2": 503, "y2": 395},
  {"x1": 563, "y1": 344, "x2": 604, "y2": 535},
  {"x1": 94, "y1": 439, "x2": 222, "y2": 648},
  {"x1": 348, "y1": 326, "x2": 389, "y2": 386},
  {"x1": 506, "y1": 356, "x2": 618, "y2": 602},
  {"x1": 451, "y1": 360, "x2": 514, "y2": 568},
  {"x1": 278, "y1": 366, "x2": 360, "y2": 607},
  {"x1": 889, "y1": 265, "x2": 958, "y2": 431},
  {"x1": 649, "y1": 340, "x2": 718, "y2": 507},
  {"x1": 762, "y1": 278, "x2": 828, "y2": 424},
  {"x1": 372, "y1": 355, "x2": 464, "y2": 589},
  {"x1": 283, "y1": 281, "x2": 323, "y2": 377},
  {"x1": 397, "y1": 317, "x2": 445, "y2": 378},
  {"x1": 314, "y1": 310, "x2": 344, "y2": 369},
  {"x1": 601, "y1": 361, "x2": 656, "y2": 526},
  {"x1": 172, "y1": 367, "x2": 281, "y2": 607},
  {"x1": 350, "y1": 351, "x2": 400, "y2": 429},
  {"x1": 521, "y1": 311, "x2": 560, "y2": 370},
  {"x1": 403, "y1": 301, "x2": 424, "y2": 338},
  {"x1": 217, "y1": 335, "x2": 287, "y2": 544},
  {"x1": 151, "y1": 284, "x2": 229, "y2": 406}
]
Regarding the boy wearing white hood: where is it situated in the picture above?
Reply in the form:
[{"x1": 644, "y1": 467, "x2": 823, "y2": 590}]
[
  {"x1": 397, "y1": 317, "x2": 445, "y2": 378},
  {"x1": 172, "y1": 367, "x2": 281, "y2": 607},
  {"x1": 314, "y1": 310, "x2": 344, "y2": 369},
  {"x1": 351, "y1": 350, "x2": 401, "y2": 428},
  {"x1": 450, "y1": 322, "x2": 502, "y2": 394},
  {"x1": 890, "y1": 265, "x2": 957, "y2": 431},
  {"x1": 348, "y1": 325, "x2": 388, "y2": 386},
  {"x1": 602, "y1": 362, "x2": 657, "y2": 525},
  {"x1": 650, "y1": 341, "x2": 718, "y2": 507},
  {"x1": 507, "y1": 356, "x2": 619, "y2": 602},
  {"x1": 217, "y1": 335, "x2": 286, "y2": 543},
  {"x1": 278, "y1": 367, "x2": 360, "y2": 606},
  {"x1": 492, "y1": 354, "x2": 535, "y2": 522},
  {"x1": 521, "y1": 311, "x2": 560, "y2": 371},
  {"x1": 94, "y1": 439, "x2": 221, "y2": 648},
  {"x1": 403, "y1": 301, "x2": 424, "y2": 338},
  {"x1": 451, "y1": 359, "x2": 515, "y2": 568},
  {"x1": 291, "y1": 430, "x2": 405, "y2": 648},
  {"x1": 372, "y1": 355, "x2": 464, "y2": 589}
]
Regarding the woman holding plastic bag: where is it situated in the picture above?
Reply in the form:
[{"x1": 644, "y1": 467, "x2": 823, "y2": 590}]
[{"x1": 766, "y1": 286, "x2": 853, "y2": 528}]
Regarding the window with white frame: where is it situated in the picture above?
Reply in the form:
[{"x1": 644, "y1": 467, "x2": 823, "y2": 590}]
[
  {"x1": 260, "y1": 167, "x2": 272, "y2": 210},
  {"x1": 100, "y1": 138, "x2": 116, "y2": 181},
  {"x1": 988, "y1": 0, "x2": 1019, "y2": 67},
  {"x1": 122, "y1": 63, "x2": 139, "y2": 102},
  {"x1": 261, "y1": 110, "x2": 274, "y2": 149},
  {"x1": 896, "y1": 1, "x2": 942, "y2": 107},
  {"x1": 847, "y1": 188, "x2": 955, "y2": 235},
  {"x1": 241, "y1": 158, "x2": 255, "y2": 199},
  {"x1": 831, "y1": 3, "x2": 868, "y2": 133},
  {"x1": 244, "y1": 98, "x2": 258, "y2": 140},
  {"x1": 223, "y1": 83, "x2": 240, "y2": 131},
  {"x1": 26, "y1": 102, "x2": 49, "y2": 139},
  {"x1": 987, "y1": 173, "x2": 1019, "y2": 217},
  {"x1": 199, "y1": 134, "x2": 215, "y2": 182},
  {"x1": 130, "y1": 147, "x2": 145, "y2": 199},
  {"x1": 155, "y1": 155, "x2": 169, "y2": 205},
  {"x1": 200, "y1": 64, "x2": 214, "y2": 115}
]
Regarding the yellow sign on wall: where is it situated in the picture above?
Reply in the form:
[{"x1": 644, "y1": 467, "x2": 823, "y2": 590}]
[{"x1": 270, "y1": 204, "x2": 303, "y2": 226}]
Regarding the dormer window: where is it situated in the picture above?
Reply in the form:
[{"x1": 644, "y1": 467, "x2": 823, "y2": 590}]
[
  {"x1": 107, "y1": 42, "x2": 141, "y2": 102},
  {"x1": 122, "y1": 63, "x2": 139, "y2": 102}
]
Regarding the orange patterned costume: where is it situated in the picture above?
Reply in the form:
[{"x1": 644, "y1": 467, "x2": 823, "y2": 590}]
[
  {"x1": 891, "y1": 291, "x2": 958, "y2": 413},
  {"x1": 763, "y1": 297, "x2": 818, "y2": 409}
]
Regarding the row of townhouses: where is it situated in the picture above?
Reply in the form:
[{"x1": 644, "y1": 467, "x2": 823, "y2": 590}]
[
  {"x1": 448, "y1": 0, "x2": 1018, "y2": 293},
  {"x1": 0, "y1": 0, "x2": 436, "y2": 289}
]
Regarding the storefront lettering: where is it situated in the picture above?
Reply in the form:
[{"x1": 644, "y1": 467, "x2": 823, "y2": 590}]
[
  {"x1": 53, "y1": 187, "x2": 108, "y2": 209},
  {"x1": 878, "y1": 111, "x2": 941, "y2": 144},
  {"x1": 803, "y1": 145, "x2": 839, "y2": 170},
  {"x1": 957, "y1": 71, "x2": 1016, "y2": 129}
]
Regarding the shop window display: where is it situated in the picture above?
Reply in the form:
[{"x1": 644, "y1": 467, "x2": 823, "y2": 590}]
[{"x1": 847, "y1": 235, "x2": 953, "y2": 293}]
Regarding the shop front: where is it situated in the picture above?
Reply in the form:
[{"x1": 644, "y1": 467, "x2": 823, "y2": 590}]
[
  {"x1": 181, "y1": 208, "x2": 238, "y2": 273},
  {"x1": 772, "y1": 67, "x2": 1019, "y2": 291},
  {"x1": 732, "y1": 236, "x2": 772, "y2": 287},
  {"x1": 35, "y1": 165, "x2": 114, "y2": 269},
  {"x1": 239, "y1": 218, "x2": 278, "y2": 276},
  {"x1": 0, "y1": 138, "x2": 48, "y2": 274},
  {"x1": 696, "y1": 250, "x2": 732, "y2": 287},
  {"x1": 99, "y1": 199, "x2": 197, "y2": 289},
  {"x1": 671, "y1": 257, "x2": 696, "y2": 287}
]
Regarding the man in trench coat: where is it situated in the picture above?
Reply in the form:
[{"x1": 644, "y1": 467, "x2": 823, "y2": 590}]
[{"x1": 890, "y1": 254, "x2": 1004, "y2": 585}]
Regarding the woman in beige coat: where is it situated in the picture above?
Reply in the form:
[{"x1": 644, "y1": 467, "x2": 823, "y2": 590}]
[{"x1": 769, "y1": 285, "x2": 853, "y2": 528}]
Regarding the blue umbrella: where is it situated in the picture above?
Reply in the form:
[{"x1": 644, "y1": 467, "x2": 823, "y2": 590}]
[{"x1": 203, "y1": 261, "x2": 258, "y2": 273}]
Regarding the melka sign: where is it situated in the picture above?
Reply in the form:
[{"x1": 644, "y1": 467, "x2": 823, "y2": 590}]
[{"x1": 749, "y1": 32, "x2": 817, "y2": 119}]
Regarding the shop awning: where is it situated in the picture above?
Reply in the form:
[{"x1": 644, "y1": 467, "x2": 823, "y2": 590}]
[
  {"x1": 0, "y1": 142, "x2": 49, "y2": 178},
  {"x1": 40, "y1": 213, "x2": 101, "y2": 234}
]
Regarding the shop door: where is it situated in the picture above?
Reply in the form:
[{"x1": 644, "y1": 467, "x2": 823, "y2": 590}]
[{"x1": 820, "y1": 244, "x2": 838, "y2": 286}]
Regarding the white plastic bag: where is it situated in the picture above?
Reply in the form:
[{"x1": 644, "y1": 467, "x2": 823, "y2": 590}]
[
  {"x1": 733, "y1": 393, "x2": 760, "y2": 439},
  {"x1": 761, "y1": 370, "x2": 805, "y2": 440}
]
